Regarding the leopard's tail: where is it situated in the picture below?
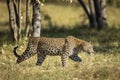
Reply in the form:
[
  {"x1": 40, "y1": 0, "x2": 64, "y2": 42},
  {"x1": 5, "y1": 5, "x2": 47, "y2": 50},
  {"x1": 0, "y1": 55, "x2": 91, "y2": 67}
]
[
  {"x1": 13, "y1": 46, "x2": 20, "y2": 58},
  {"x1": 13, "y1": 45, "x2": 37, "y2": 64}
]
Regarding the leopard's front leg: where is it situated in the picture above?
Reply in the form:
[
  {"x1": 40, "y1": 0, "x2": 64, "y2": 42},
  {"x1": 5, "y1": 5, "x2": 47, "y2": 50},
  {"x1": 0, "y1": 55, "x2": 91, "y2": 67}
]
[
  {"x1": 61, "y1": 53, "x2": 68, "y2": 67},
  {"x1": 69, "y1": 54, "x2": 82, "y2": 62},
  {"x1": 61, "y1": 37, "x2": 75, "y2": 67}
]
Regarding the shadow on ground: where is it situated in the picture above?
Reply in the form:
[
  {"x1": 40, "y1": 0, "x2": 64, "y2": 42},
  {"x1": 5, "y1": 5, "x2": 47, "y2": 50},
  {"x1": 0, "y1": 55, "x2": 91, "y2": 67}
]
[{"x1": 0, "y1": 22, "x2": 120, "y2": 54}]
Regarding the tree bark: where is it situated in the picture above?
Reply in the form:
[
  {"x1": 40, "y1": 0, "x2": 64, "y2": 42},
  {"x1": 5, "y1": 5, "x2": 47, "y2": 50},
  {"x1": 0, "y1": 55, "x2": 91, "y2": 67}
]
[
  {"x1": 18, "y1": 0, "x2": 21, "y2": 41},
  {"x1": 88, "y1": 0, "x2": 97, "y2": 28},
  {"x1": 25, "y1": 0, "x2": 31, "y2": 37},
  {"x1": 100, "y1": 0, "x2": 108, "y2": 28},
  {"x1": 78, "y1": 0, "x2": 96, "y2": 28},
  {"x1": 6, "y1": 0, "x2": 18, "y2": 41},
  {"x1": 32, "y1": 0, "x2": 41, "y2": 37},
  {"x1": 78, "y1": 0, "x2": 90, "y2": 19},
  {"x1": 93, "y1": 0, "x2": 108, "y2": 30}
]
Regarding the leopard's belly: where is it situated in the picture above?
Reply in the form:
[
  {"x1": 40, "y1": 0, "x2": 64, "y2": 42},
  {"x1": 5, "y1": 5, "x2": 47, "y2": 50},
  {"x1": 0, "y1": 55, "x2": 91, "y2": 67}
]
[
  {"x1": 39, "y1": 45, "x2": 63, "y2": 55},
  {"x1": 37, "y1": 38, "x2": 65, "y2": 56}
]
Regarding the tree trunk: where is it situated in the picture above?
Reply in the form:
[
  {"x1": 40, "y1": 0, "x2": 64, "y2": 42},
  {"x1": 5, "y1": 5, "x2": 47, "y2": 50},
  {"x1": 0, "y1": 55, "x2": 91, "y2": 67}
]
[
  {"x1": 100, "y1": 0, "x2": 108, "y2": 28},
  {"x1": 13, "y1": 0, "x2": 19, "y2": 27},
  {"x1": 93, "y1": 0, "x2": 101, "y2": 29},
  {"x1": 25, "y1": 0, "x2": 31, "y2": 37},
  {"x1": 93, "y1": 0, "x2": 108, "y2": 30},
  {"x1": 18, "y1": 0, "x2": 21, "y2": 41},
  {"x1": 32, "y1": 0, "x2": 41, "y2": 37},
  {"x1": 6, "y1": 0, "x2": 18, "y2": 41},
  {"x1": 78, "y1": 0, "x2": 90, "y2": 19},
  {"x1": 88, "y1": 0, "x2": 97, "y2": 28},
  {"x1": 78, "y1": 0, "x2": 96, "y2": 28}
]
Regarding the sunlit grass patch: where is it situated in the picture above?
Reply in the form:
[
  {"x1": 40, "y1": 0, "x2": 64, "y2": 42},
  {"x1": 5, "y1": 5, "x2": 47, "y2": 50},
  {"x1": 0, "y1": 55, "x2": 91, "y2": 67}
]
[
  {"x1": 0, "y1": 43, "x2": 120, "y2": 80},
  {"x1": 41, "y1": 4, "x2": 86, "y2": 29}
]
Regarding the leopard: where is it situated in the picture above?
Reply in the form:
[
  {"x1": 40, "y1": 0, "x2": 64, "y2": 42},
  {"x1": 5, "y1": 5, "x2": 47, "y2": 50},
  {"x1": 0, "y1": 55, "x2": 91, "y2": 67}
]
[{"x1": 13, "y1": 36, "x2": 94, "y2": 67}]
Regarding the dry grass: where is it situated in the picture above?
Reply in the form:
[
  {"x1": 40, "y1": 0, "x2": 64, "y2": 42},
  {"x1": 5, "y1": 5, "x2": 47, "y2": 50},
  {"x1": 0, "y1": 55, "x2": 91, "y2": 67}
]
[{"x1": 0, "y1": 45, "x2": 120, "y2": 80}]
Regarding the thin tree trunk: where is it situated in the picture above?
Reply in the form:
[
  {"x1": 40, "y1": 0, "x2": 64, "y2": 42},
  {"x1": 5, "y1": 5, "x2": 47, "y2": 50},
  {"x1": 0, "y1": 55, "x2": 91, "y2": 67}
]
[
  {"x1": 18, "y1": 0, "x2": 21, "y2": 41},
  {"x1": 93, "y1": 0, "x2": 101, "y2": 29},
  {"x1": 13, "y1": 0, "x2": 19, "y2": 27},
  {"x1": 25, "y1": 0, "x2": 31, "y2": 37},
  {"x1": 78, "y1": 0, "x2": 96, "y2": 28},
  {"x1": 100, "y1": 0, "x2": 108, "y2": 28},
  {"x1": 89, "y1": 0, "x2": 96, "y2": 28},
  {"x1": 32, "y1": 0, "x2": 41, "y2": 37},
  {"x1": 6, "y1": 0, "x2": 18, "y2": 41},
  {"x1": 78, "y1": 0, "x2": 90, "y2": 19},
  {"x1": 93, "y1": 0, "x2": 108, "y2": 30}
]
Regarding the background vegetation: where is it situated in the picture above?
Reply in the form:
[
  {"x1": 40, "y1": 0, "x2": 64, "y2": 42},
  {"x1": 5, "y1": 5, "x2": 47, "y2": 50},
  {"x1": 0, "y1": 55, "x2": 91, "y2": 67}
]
[{"x1": 0, "y1": 1, "x2": 120, "y2": 80}]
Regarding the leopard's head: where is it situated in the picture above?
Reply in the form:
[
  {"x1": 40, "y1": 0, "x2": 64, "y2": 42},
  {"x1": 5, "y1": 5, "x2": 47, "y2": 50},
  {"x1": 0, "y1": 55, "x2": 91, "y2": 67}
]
[{"x1": 79, "y1": 41, "x2": 95, "y2": 54}]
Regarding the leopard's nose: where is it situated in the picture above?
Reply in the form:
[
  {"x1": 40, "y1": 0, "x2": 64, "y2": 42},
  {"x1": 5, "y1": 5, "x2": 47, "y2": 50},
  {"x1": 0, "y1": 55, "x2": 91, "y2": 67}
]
[{"x1": 88, "y1": 50, "x2": 95, "y2": 54}]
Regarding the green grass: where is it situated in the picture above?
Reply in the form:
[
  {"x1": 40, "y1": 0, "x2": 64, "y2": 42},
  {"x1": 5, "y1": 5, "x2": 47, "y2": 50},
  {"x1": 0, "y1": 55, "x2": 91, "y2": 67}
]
[{"x1": 0, "y1": 2, "x2": 120, "y2": 80}]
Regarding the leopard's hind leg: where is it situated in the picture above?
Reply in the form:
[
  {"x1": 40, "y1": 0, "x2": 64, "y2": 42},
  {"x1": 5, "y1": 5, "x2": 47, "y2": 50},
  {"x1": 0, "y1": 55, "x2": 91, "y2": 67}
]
[{"x1": 36, "y1": 54, "x2": 46, "y2": 66}]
